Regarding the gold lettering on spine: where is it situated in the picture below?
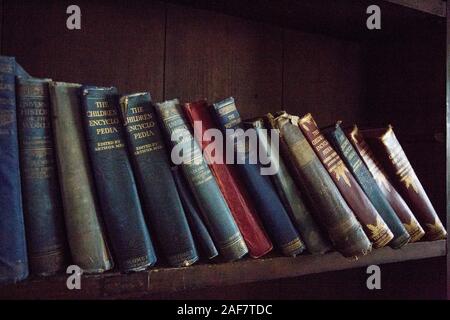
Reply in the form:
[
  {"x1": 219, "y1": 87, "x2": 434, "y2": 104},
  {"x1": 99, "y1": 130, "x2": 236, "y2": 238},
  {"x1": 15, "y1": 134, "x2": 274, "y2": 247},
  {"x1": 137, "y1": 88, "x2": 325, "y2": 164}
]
[
  {"x1": 19, "y1": 83, "x2": 54, "y2": 180},
  {"x1": 86, "y1": 99, "x2": 124, "y2": 151},
  {"x1": 20, "y1": 100, "x2": 49, "y2": 129},
  {"x1": 123, "y1": 102, "x2": 161, "y2": 155},
  {"x1": 161, "y1": 103, "x2": 212, "y2": 186},
  {"x1": 0, "y1": 63, "x2": 14, "y2": 73},
  {"x1": 302, "y1": 115, "x2": 351, "y2": 187},
  {"x1": 351, "y1": 129, "x2": 391, "y2": 192},
  {"x1": 382, "y1": 129, "x2": 419, "y2": 194}
]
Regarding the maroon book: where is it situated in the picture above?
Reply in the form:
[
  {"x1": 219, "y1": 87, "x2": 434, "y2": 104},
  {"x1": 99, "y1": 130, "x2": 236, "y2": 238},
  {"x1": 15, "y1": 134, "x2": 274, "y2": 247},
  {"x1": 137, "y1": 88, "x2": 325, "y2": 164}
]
[
  {"x1": 183, "y1": 100, "x2": 273, "y2": 258},
  {"x1": 361, "y1": 125, "x2": 446, "y2": 241},
  {"x1": 347, "y1": 125, "x2": 425, "y2": 242}
]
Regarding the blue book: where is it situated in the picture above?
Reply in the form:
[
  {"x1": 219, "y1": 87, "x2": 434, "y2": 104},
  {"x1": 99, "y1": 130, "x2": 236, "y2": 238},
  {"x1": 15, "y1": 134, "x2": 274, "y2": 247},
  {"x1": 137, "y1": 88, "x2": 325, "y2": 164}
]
[
  {"x1": 119, "y1": 93, "x2": 198, "y2": 267},
  {"x1": 0, "y1": 56, "x2": 29, "y2": 284},
  {"x1": 211, "y1": 97, "x2": 304, "y2": 256},
  {"x1": 81, "y1": 86, "x2": 156, "y2": 272},
  {"x1": 171, "y1": 166, "x2": 219, "y2": 260},
  {"x1": 16, "y1": 77, "x2": 67, "y2": 276},
  {"x1": 155, "y1": 99, "x2": 247, "y2": 262},
  {"x1": 247, "y1": 117, "x2": 331, "y2": 254}
]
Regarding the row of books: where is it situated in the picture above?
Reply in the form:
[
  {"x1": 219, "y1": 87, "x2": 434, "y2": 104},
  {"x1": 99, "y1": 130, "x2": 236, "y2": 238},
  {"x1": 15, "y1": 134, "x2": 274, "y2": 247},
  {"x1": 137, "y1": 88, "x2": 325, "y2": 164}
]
[{"x1": 0, "y1": 56, "x2": 447, "y2": 285}]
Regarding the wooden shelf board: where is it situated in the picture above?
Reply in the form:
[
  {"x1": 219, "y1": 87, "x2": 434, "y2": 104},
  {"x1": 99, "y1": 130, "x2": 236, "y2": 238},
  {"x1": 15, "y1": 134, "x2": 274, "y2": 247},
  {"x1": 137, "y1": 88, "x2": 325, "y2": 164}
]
[
  {"x1": 385, "y1": 0, "x2": 446, "y2": 17},
  {"x1": 166, "y1": 0, "x2": 445, "y2": 41},
  {"x1": 0, "y1": 240, "x2": 445, "y2": 299}
]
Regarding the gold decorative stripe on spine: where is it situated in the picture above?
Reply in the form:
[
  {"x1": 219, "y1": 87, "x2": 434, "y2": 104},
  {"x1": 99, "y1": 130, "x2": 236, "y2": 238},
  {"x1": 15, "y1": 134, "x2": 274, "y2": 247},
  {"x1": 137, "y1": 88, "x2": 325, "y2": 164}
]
[
  {"x1": 404, "y1": 219, "x2": 426, "y2": 242},
  {"x1": 366, "y1": 216, "x2": 392, "y2": 249},
  {"x1": 280, "y1": 238, "x2": 304, "y2": 256},
  {"x1": 219, "y1": 234, "x2": 248, "y2": 261},
  {"x1": 216, "y1": 103, "x2": 236, "y2": 116},
  {"x1": 380, "y1": 124, "x2": 394, "y2": 143},
  {"x1": 425, "y1": 220, "x2": 447, "y2": 241}
]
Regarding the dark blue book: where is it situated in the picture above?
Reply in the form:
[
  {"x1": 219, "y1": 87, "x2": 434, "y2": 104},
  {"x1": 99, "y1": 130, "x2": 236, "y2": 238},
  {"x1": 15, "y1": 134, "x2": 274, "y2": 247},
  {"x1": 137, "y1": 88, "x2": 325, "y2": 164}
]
[
  {"x1": 119, "y1": 92, "x2": 198, "y2": 267},
  {"x1": 155, "y1": 98, "x2": 247, "y2": 262},
  {"x1": 211, "y1": 97, "x2": 304, "y2": 256},
  {"x1": 16, "y1": 77, "x2": 67, "y2": 276},
  {"x1": 171, "y1": 166, "x2": 219, "y2": 260},
  {"x1": 0, "y1": 56, "x2": 29, "y2": 284},
  {"x1": 81, "y1": 86, "x2": 156, "y2": 272}
]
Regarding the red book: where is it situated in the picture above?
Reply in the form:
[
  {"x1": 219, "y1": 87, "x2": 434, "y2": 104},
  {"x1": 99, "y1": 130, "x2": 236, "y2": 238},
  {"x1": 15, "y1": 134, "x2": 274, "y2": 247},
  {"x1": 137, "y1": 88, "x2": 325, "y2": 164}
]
[{"x1": 183, "y1": 100, "x2": 273, "y2": 258}]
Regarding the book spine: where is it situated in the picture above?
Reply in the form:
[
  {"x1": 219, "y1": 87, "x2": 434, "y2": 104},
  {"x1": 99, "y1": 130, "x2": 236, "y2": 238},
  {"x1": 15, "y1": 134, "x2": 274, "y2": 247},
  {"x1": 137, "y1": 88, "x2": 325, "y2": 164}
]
[
  {"x1": 183, "y1": 100, "x2": 273, "y2": 258},
  {"x1": 362, "y1": 126, "x2": 447, "y2": 241},
  {"x1": 250, "y1": 117, "x2": 332, "y2": 254},
  {"x1": 0, "y1": 56, "x2": 28, "y2": 284},
  {"x1": 81, "y1": 86, "x2": 156, "y2": 272},
  {"x1": 16, "y1": 77, "x2": 67, "y2": 275},
  {"x1": 119, "y1": 93, "x2": 198, "y2": 267},
  {"x1": 171, "y1": 166, "x2": 219, "y2": 260},
  {"x1": 273, "y1": 112, "x2": 371, "y2": 258},
  {"x1": 212, "y1": 98, "x2": 305, "y2": 257},
  {"x1": 347, "y1": 126, "x2": 426, "y2": 243},
  {"x1": 154, "y1": 98, "x2": 247, "y2": 261},
  {"x1": 299, "y1": 114, "x2": 399, "y2": 248},
  {"x1": 49, "y1": 82, "x2": 113, "y2": 273},
  {"x1": 325, "y1": 123, "x2": 425, "y2": 243}
]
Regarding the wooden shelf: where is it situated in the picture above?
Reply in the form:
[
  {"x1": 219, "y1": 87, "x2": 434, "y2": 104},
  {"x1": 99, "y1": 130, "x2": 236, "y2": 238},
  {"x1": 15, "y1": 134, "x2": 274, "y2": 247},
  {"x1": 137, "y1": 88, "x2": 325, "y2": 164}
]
[
  {"x1": 385, "y1": 0, "x2": 446, "y2": 17},
  {"x1": 167, "y1": 0, "x2": 446, "y2": 41},
  {"x1": 0, "y1": 240, "x2": 445, "y2": 299}
]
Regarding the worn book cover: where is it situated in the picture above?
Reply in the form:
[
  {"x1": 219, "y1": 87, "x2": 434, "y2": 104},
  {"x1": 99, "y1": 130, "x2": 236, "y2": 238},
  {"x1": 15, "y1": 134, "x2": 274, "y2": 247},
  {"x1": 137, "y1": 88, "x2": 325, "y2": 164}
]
[
  {"x1": 299, "y1": 113, "x2": 401, "y2": 248},
  {"x1": 362, "y1": 125, "x2": 446, "y2": 241},
  {"x1": 155, "y1": 98, "x2": 248, "y2": 262},
  {"x1": 120, "y1": 92, "x2": 198, "y2": 267},
  {"x1": 251, "y1": 116, "x2": 331, "y2": 255},
  {"x1": 325, "y1": 123, "x2": 425, "y2": 242},
  {"x1": 81, "y1": 86, "x2": 156, "y2": 272},
  {"x1": 347, "y1": 125, "x2": 426, "y2": 242},
  {"x1": 50, "y1": 82, "x2": 113, "y2": 273},
  {"x1": 212, "y1": 98, "x2": 305, "y2": 257},
  {"x1": 16, "y1": 77, "x2": 67, "y2": 275},
  {"x1": 272, "y1": 112, "x2": 371, "y2": 258},
  {"x1": 184, "y1": 99, "x2": 272, "y2": 258},
  {"x1": 0, "y1": 56, "x2": 29, "y2": 284},
  {"x1": 171, "y1": 166, "x2": 219, "y2": 260}
]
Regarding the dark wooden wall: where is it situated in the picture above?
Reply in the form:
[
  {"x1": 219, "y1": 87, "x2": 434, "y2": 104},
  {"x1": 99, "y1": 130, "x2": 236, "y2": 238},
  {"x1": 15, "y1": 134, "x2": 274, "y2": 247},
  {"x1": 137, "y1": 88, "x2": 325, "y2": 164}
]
[
  {"x1": 0, "y1": 0, "x2": 3, "y2": 51},
  {"x1": 365, "y1": 33, "x2": 447, "y2": 222},
  {"x1": 0, "y1": 0, "x2": 368, "y2": 124},
  {"x1": 0, "y1": 0, "x2": 446, "y2": 299},
  {"x1": 1, "y1": 0, "x2": 166, "y2": 99},
  {"x1": 283, "y1": 30, "x2": 366, "y2": 125}
]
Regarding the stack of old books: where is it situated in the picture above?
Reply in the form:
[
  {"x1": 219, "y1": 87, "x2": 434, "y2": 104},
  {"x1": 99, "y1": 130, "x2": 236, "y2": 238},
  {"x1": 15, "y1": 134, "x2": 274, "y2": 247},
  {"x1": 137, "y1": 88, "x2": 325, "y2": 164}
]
[{"x1": 0, "y1": 55, "x2": 446, "y2": 285}]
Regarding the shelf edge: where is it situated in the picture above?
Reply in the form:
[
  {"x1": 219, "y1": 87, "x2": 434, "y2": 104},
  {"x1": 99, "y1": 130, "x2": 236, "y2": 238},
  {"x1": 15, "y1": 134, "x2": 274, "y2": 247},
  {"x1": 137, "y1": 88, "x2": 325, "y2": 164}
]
[
  {"x1": 0, "y1": 240, "x2": 445, "y2": 299},
  {"x1": 384, "y1": 0, "x2": 446, "y2": 17}
]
